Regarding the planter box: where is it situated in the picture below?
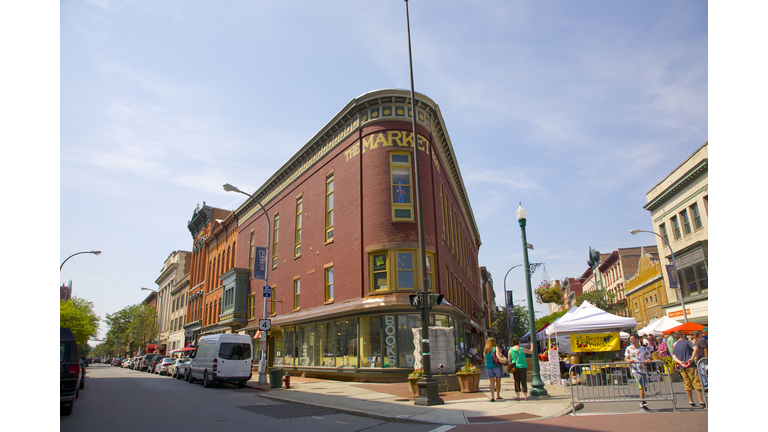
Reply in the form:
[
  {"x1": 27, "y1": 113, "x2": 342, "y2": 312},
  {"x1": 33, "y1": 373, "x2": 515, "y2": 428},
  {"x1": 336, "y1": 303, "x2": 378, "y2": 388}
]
[{"x1": 456, "y1": 373, "x2": 481, "y2": 393}]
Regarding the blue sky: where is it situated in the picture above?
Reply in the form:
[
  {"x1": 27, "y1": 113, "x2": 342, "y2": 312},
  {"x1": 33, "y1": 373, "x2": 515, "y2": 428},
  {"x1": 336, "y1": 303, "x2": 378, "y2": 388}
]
[{"x1": 52, "y1": 0, "x2": 711, "y2": 340}]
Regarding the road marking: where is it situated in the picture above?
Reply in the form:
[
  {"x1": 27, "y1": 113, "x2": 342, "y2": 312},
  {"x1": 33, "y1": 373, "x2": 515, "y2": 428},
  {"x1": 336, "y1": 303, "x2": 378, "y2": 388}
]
[
  {"x1": 428, "y1": 426, "x2": 456, "y2": 432},
  {"x1": 311, "y1": 416, "x2": 324, "y2": 420}
]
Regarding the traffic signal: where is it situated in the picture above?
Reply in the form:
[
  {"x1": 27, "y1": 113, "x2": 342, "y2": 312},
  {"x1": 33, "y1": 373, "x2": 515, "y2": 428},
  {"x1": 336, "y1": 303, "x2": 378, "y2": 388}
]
[
  {"x1": 428, "y1": 294, "x2": 444, "y2": 306},
  {"x1": 409, "y1": 294, "x2": 423, "y2": 308}
]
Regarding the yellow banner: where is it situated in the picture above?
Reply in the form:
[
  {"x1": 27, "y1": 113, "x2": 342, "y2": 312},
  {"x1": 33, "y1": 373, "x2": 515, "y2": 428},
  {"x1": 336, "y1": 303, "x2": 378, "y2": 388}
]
[{"x1": 571, "y1": 332, "x2": 621, "y2": 352}]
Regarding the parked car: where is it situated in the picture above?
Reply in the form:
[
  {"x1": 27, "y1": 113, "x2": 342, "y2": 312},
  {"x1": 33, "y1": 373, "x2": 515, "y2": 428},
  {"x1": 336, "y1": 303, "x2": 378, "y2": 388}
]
[
  {"x1": 187, "y1": 334, "x2": 252, "y2": 388},
  {"x1": 155, "y1": 358, "x2": 175, "y2": 375},
  {"x1": 149, "y1": 356, "x2": 166, "y2": 373},
  {"x1": 132, "y1": 356, "x2": 143, "y2": 370},
  {"x1": 60, "y1": 327, "x2": 82, "y2": 416},
  {"x1": 121, "y1": 358, "x2": 132, "y2": 368},
  {"x1": 172, "y1": 357, "x2": 191, "y2": 379},
  {"x1": 79, "y1": 359, "x2": 87, "y2": 389},
  {"x1": 139, "y1": 354, "x2": 158, "y2": 372}
]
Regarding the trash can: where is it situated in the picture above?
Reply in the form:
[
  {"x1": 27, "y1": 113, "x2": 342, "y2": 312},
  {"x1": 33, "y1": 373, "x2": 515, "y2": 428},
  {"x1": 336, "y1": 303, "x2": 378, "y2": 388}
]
[{"x1": 268, "y1": 368, "x2": 283, "y2": 388}]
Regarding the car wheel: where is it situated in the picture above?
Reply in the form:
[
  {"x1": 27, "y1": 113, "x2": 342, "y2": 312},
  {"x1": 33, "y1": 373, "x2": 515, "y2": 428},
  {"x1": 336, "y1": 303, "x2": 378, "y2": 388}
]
[
  {"x1": 79, "y1": 377, "x2": 85, "y2": 390},
  {"x1": 187, "y1": 370, "x2": 194, "y2": 383},
  {"x1": 61, "y1": 403, "x2": 73, "y2": 416},
  {"x1": 237, "y1": 381, "x2": 246, "y2": 388},
  {"x1": 203, "y1": 371, "x2": 211, "y2": 388}
]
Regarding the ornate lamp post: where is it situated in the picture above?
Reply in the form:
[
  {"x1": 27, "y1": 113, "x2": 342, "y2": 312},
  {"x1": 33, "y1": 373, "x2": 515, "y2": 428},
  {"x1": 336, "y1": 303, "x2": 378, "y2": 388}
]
[
  {"x1": 630, "y1": 229, "x2": 688, "y2": 322},
  {"x1": 516, "y1": 203, "x2": 548, "y2": 397},
  {"x1": 60, "y1": 250, "x2": 101, "y2": 271}
]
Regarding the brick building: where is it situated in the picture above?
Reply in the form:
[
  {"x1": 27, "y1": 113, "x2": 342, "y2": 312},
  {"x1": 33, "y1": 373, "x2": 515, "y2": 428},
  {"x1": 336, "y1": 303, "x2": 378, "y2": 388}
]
[{"x1": 230, "y1": 89, "x2": 486, "y2": 380}]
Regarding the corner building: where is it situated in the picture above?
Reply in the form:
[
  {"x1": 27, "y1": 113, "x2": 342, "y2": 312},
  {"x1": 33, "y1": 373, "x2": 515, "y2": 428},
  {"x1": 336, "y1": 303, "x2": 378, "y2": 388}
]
[{"x1": 235, "y1": 89, "x2": 486, "y2": 381}]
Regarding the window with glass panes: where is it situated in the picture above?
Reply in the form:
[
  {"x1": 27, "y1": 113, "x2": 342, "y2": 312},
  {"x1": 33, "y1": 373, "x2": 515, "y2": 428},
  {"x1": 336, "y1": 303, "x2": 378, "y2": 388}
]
[
  {"x1": 371, "y1": 252, "x2": 389, "y2": 291},
  {"x1": 679, "y1": 209, "x2": 691, "y2": 235},
  {"x1": 248, "y1": 231, "x2": 255, "y2": 278},
  {"x1": 325, "y1": 266, "x2": 334, "y2": 302},
  {"x1": 659, "y1": 222, "x2": 669, "y2": 245},
  {"x1": 272, "y1": 214, "x2": 279, "y2": 268},
  {"x1": 295, "y1": 197, "x2": 303, "y2": 257},
  {"x1": 293, "y1": 278, "x2": 300, "y2": 309},
  {"x1": 390, "y1": 152, "x2": 414, "y2": 221},
  {"x1": 671, "y1": 216, "x2": 681, "y2": 239},
  {"x1": 325, "y1": 174, "x2": 334, "y2": 241},
  {"x1": 270, "y1": 287, "x2": 276, "y2": 315},
  {"x1": 246, "y1": 295, "x2": 255, "y2": 320},
  {"x1": 690, "y1": 203, "x2": 702, "y2": 230}
]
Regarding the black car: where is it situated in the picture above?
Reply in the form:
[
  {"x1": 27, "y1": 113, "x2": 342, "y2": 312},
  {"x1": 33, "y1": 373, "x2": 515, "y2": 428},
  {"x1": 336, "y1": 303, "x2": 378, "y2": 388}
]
[
  {"x1": 149, "y1": 356, "x2": 167, "y2": 373},
  {"x1": 60, "y1": 328, "x2": 82, "y2": 416}
]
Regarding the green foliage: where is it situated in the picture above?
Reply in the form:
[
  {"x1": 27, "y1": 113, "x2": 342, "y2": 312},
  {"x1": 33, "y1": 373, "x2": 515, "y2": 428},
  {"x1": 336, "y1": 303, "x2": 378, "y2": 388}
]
[
  {"x1": 576, "y1": 289, "x2": 624, "y2": 315},
  {"x1": 534, "y1": 281, "x2": 565, "y2": 305},
  {"x1": 60, "y1": 297, "x2": 100, "y2": 346},
  {"x1": 535, "y1": 309, "x2": 568, "y2": 331},
  {"x1": 491, "y1": 304, "x2": 529, "y2": 344},
  {"x1": 105, "y1": 303, "x2": 158, "y2": 356}
]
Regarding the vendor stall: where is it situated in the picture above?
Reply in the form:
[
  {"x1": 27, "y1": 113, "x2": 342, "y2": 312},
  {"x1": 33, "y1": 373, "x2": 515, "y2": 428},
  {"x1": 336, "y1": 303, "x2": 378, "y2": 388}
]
[{"x1": 638, "y1": 316, "x2": 682, "y2": 336}]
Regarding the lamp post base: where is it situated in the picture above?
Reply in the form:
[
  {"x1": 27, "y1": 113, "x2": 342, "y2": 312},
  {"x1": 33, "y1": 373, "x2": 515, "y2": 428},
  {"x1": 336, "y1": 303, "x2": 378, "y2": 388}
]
[
  {"x1": 258, "y1": 360, "x2": 268, "y2": 385},
  {"x1": 529, "y1": 376, "x2": 549, "y2": 397},
  {"x1": 414, "y1": 378, "x2": 444, "y2": 406}
]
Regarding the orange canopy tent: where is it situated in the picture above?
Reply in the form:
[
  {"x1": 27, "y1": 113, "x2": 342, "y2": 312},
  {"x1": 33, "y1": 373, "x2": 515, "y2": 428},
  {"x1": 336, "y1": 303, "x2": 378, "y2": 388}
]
[{"x1": 662, "y1": 321, "x2": 704, "y2": 335}]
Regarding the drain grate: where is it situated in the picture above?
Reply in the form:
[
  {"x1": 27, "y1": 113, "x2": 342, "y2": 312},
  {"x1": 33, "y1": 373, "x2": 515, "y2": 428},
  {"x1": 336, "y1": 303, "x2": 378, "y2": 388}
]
[{"x1": 239, "y1": 404, "x2": 338, "y2": 419}]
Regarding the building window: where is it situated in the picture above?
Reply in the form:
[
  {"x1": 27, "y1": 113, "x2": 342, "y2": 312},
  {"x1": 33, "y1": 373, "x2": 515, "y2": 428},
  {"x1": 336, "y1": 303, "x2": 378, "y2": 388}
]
[
  {"x1": 270, "y1": 287, "x2": 276, "y2": 315},
  {"x1": 426, "y1": 252, "x2": 435, "y2": 292},
  {"x1": 371, "y1": 252, "x2": 389, "y2": 291},
  {"x1": 670, "y1": 216, "x2": 681, "y2": 240},
  {"x1": 703, "y1": 195, "x2": 708, "y2": 214},
  {"x1": 658, "y1": 223, "x2": 669, "y2": 246},
  {"x1": 440, "y1": 182, "x2": 447, "y2": 241},
  {"x1": 690, "y1": 203, "x2": 702, "y2": 230},
  {"x1": 396, "y1": 251, "x2": 415, "y2": 289},
  {"x1": 325, "y1": 266, "x2": 334, "y2": 302},
  {"x1": 325, "y1": 174, "x2": 334, "y2": 241},
  {"x1": 248, "y1": 231, "x2": 255, "y2": 278},
  {"x1": 679, "y1": 209, "x2": 691, "y2": 235},
  {"x1": 293, "y1": 278, "x2": 301, "y2": 310},
  {"x1": 295, "y1": 196, "x2": 303, "y2": 257},
  {"x1": 390, "y1": 152, "x2": 414, "y2": 221},
  {"x1": 247, "y1": 295, "x2": 255, "y2": 320},
  {"x1": 272, "y1": 214, "x2": 279, "y2": 268}
]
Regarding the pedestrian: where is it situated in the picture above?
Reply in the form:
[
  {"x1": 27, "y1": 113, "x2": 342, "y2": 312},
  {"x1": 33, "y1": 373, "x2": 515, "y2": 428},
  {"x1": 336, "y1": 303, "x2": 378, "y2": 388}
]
[
  {"x1": 507, "y1": 336, "x2": 532, "y2": 401},
  {"x1": 625, "y1": 333, "x2": 653, "y2": 411},
  {"x1": 692, "y1": 330, "x2": 708, "y2": 361},
  {"x1": 672, "y1": 331, "x2": 706, "y2": 408},
  {"x1": 469, "y1": 344, "x2": 481, "y2": 366},
  {"x1": 666, "y1": 331, "x2": 676, "y2": 352},
  {"x1": 657, "y1": 336, "x2": 670, "y2": 359},
  {"x1": 483, "y1": 337, "x2": 505, "y2": 402}
]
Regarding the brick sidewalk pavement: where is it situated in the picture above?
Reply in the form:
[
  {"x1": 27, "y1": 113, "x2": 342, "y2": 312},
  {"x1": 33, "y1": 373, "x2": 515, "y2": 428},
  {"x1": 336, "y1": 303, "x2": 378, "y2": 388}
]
[{"x1": 453, "y1": 411, "x2": 707, "y2": 431}]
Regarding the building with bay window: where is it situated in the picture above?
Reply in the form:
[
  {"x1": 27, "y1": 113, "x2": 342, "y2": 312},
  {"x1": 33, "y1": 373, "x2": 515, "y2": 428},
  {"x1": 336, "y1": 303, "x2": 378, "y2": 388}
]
[
  {"x1": 643, "y1": 142, "x2": 708, "y2": 325},
  {"x1": 231, "y1": 89, "x2": 487, "y2": 380}
]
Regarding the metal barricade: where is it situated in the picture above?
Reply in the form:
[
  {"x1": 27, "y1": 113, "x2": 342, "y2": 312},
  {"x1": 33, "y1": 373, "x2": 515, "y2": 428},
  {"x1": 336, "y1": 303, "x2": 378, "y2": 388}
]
[
  {"x1": 568, "y1": 361, "x2": 676, "y2": 415},
  {"x1": 697, "y1": 357, "x2": 708, "y2": 405}
]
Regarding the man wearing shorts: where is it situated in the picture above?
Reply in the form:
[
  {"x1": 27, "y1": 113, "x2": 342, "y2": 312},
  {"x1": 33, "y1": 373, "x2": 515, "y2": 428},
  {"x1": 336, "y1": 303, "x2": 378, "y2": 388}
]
[
  {"x1": 672, "y1": 331, "x2": 706, "y2": 408},
  {"x1": 625, "y1": 333, "x2": 652, "y2": 411}
]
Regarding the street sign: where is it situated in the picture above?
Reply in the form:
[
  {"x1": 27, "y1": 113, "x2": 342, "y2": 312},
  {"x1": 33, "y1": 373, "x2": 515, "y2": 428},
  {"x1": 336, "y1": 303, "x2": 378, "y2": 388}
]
[
  {"x1": 184, "y1": 330, "x2": 193, "y2": 338},
  {"x1": 409, "y1": 294, "x2": 423, "y2": 308},
  {"x1": 263, "y1": 285, "x2": 271, "y2": 298},
  {"x1": 258, "y1": 319, "x2": 271, "y2": 331}
]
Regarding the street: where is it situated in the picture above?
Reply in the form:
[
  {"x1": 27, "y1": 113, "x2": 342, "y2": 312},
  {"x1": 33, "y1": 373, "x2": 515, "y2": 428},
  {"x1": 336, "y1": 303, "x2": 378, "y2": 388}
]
[{"x1": 60, "y1": 364, "x2": 439, "y2": 432}]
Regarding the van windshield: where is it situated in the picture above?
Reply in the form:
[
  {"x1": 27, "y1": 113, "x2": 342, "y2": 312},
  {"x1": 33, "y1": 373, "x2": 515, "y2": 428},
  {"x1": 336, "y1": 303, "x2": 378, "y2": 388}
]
[{"x1": 219, "y1": 343, "x2": 251, "y2": 360}]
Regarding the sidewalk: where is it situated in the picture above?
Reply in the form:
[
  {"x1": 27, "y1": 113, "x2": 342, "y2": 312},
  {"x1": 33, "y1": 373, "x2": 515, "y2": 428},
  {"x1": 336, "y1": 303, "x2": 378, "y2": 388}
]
[{"x1": 246, "y1": 369, "x2": 574, "y2": 424}]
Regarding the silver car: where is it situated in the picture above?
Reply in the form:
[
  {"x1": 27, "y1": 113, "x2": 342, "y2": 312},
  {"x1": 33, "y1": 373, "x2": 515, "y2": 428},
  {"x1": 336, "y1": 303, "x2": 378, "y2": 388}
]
[
  {"x1": 173, "y1": 357, "x2": 192, "y2": 380},
  {"x1": 155, "y1": 358, "x2": 175, "y2": 375}
]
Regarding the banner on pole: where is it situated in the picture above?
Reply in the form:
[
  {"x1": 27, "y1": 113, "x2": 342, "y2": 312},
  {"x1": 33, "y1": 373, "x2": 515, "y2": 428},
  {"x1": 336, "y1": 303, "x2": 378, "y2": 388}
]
[
  {"x1": 665, "y1": 265, "x2": 679, "y2": 290},
  {"x1": 253, "y1": 247, "x2": 267, "y2": 280},
  {"x1": 570, "y1": 332, "x2": 621, "y2": 352},
  {"x1": 506, "y1": 291, "x2": 513, "y2": 308}
]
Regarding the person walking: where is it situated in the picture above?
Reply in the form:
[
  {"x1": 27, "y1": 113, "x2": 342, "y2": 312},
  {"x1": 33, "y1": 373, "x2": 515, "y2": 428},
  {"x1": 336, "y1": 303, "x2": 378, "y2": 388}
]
[
  {"x1": 691, "y1": 330, "x2": 708, "y2": 390},
  {"x1": 672, "y1": 331, "x2": 706, "y2": 408},
  {"x1": 625, "y1": 333, "x2": 653, "y2": 411},
  {"x1": 483, "y1": 337, "x2": 505, "y2": 402},
  {"x1": 507, "y1": 337, "x2": 532, "y2": 401}
]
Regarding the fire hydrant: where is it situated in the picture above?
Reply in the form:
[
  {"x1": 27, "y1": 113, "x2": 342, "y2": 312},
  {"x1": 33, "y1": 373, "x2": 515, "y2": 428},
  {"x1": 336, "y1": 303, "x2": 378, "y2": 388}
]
[{"x1": 284, "y1": 372, "x2": 291, "y2": 389}]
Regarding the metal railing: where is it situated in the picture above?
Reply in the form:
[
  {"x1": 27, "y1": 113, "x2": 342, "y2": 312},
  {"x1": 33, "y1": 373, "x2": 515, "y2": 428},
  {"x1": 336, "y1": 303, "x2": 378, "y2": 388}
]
[
  {"x1": 697, "y1": 357, "x2": 708, "y2": 405},
  {"x1": 567, "y1": 361, "x2": 676, "y2": 415}
]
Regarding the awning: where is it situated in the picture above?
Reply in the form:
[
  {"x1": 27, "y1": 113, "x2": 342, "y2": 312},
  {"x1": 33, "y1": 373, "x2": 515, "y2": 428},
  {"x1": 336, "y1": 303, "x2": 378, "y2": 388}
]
[
  {"x1": 171, "y1": 346, "x2": 196, "y2": 353},
  {"x1": 662, "y1": 321, "x2": 704, "y2": 335}
]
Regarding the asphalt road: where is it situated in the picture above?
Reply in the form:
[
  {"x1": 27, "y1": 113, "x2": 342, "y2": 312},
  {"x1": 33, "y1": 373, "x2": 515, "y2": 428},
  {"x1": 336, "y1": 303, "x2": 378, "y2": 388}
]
[{"x1": 60, "y1": 364, "x2": 440, "y2": 432}]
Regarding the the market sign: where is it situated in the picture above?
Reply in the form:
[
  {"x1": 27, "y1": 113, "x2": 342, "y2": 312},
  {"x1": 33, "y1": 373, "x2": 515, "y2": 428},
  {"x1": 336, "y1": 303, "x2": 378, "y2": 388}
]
[{"x1": 570, "y1": 332, "x2": 620, "y2": 352}]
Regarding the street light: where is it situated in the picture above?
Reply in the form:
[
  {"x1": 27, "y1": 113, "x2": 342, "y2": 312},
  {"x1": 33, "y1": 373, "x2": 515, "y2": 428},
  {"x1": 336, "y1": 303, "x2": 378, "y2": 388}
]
[
  {"x1": 60, "y1": 250, "x2": 101, "y2": 271},
  {"x1": 141, "y1": 287, "x2": 162, "y2": 354},
  {"x1": 630, "y1": 229, "x2": 688, "y2": 322},
  {"x1": 503, "y1": 264, "x2": 523, "y2": 348},
  {"x1": 516, "y1": 203, "x2": 548, "y2": 397},
  {"x1": 224, "y1": 182, "x2": 270, "y2": 386}
]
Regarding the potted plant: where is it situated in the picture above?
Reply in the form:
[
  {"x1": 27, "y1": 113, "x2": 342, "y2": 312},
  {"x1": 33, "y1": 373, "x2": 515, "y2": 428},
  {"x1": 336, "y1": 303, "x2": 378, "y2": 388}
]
[
  {"x1": 407, "y1": 368, "x2": 423, "y2": 397},
  {"x1": 456, "y1": 360, "x2": 481, "y2": 393}
]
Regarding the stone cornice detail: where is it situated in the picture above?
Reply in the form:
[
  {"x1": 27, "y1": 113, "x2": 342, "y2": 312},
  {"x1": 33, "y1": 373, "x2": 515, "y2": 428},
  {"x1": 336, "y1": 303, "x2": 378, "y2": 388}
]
[{"x1": 644, "y1": 159, "x2": 707, "y2": 212}]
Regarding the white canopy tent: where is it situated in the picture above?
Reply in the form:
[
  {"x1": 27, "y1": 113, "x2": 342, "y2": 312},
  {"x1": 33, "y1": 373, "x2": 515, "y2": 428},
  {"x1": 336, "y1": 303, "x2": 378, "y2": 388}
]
[
  {"x1": 545, "y1": 301, "x2": 637, "y2": 337},
  {"x1": 637, "y1": 316, "x2": 683, "y2": 337}
]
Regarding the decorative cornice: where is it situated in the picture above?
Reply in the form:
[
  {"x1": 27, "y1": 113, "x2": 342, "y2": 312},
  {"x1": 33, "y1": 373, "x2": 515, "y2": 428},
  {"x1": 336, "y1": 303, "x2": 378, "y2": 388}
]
[{"x1": 644, "y1": 159, "x2": 707, "y2": 212}]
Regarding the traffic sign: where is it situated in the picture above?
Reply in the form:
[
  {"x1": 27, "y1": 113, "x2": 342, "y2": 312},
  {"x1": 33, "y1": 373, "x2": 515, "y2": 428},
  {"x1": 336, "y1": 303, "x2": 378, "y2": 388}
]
[
  {"x1": 263, "y1": 285, "x2": 271, "y2": 298},
  {"x1": 258, "y1": 319, "x2": 271, "y2": 331},
  {"x1": 409, "y1": 294, "x2": 423, "y2": 308}
]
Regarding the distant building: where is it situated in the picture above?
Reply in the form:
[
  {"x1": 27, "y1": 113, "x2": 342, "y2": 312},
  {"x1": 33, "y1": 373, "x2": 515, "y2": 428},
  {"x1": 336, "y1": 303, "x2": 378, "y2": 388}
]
[
  {"x1": 625, "y1": 248, "x2": 668, "y2": 329},
  {"x1": 643, "y1": 142, "x2": 708, "y2": 325},
  {"x1": 154, "y1": 250, "x2": 191, "y2": 353},
  {"x1": 60, "y1": 280, "x2": 72, "y2": 301}
]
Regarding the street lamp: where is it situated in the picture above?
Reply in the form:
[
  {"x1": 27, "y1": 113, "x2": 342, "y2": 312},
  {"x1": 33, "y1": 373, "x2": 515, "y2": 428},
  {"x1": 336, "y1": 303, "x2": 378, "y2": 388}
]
[
  {"x1": 516, "y1": 203, "x2": 548, "y2": 397},
  {"x1": 60, "y1": 250, "x2": 101, "y2": 271},
  {"x1": 224, "y1": 182, "x2": 270, "y2": 385},
  {"x1": 630, "y1": 229, "x2": 688, "y2": 322},
  {"x1": 503, "y1": 264, "x2": 523, "y2": 348},
  {"x1": 141, "y1": 287, "x2": 162, "y2": 354},
  {"x1": 405, "y1": 0, "x2": 442, "y2": 406}
]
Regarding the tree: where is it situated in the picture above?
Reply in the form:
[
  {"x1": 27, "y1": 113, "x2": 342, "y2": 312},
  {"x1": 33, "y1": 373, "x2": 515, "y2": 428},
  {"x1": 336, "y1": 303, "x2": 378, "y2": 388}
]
[
  {"x1": 576, "y1": 289, "x2": 623, "y2": 315},
  {"x1": 60, "y1": 297, "x2": 100, "y2": 347},
  {"x1": 105, "y1": 303, "x2": 158, "y2": 357},
  {"x1": 491, "y1": 305, "x2": 529, "y2": 345},
  {"x1": 535, "y1": 309, "x2": 568, "y2": 331}
]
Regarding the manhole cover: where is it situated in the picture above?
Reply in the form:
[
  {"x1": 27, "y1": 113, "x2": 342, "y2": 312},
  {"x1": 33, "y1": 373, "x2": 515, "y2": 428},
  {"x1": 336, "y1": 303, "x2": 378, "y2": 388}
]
[{"x1": 239, "y1": 404, "x2": 338, "y2": 419}]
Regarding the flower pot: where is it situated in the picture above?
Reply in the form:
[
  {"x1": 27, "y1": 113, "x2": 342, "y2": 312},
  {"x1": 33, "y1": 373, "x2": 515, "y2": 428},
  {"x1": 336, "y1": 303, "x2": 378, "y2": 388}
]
[
  {"x1": 456, "y1": 372, "x2": 481, "y2": 393},
  {"x1": 408, "y1": 377, "x2": 421, "y2": 397}
]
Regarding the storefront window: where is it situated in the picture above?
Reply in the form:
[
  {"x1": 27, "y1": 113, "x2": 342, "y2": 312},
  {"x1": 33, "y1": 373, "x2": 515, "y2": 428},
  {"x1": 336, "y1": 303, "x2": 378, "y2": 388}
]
[
  {"x1": 298, "y1": 324, "x2": 316, "y2": 366},
  {"x1": 281, "y1": 326, "x2": 296, "y2": 366},
  {"x1": 335, "y1": 319, "x2": 358, "y2": 367},
  {"x1": 695, "y1": 262, "x2": 708, "y2": 293},
  {"x1": 397, "y1": 314, "x2": 421, "y2": 367},
  {"x1": 317, "y1": 321, "x2": 335, "y2": 367},
  {"x1": 360, "y1": 316, "x2": 382, "y2": 368}
]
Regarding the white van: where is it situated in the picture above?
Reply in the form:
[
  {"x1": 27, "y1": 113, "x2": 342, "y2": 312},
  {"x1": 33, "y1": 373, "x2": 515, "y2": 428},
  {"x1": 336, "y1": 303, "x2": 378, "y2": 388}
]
[{"x1": 187, "y1": 334, "x2": 253, "y2": 388}]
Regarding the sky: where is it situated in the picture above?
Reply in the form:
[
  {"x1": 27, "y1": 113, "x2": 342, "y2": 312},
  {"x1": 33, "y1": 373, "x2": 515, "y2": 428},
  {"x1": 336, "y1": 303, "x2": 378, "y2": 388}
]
[{"x1": 52, "y1": 0, "x2": 715, "y2": 341}]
